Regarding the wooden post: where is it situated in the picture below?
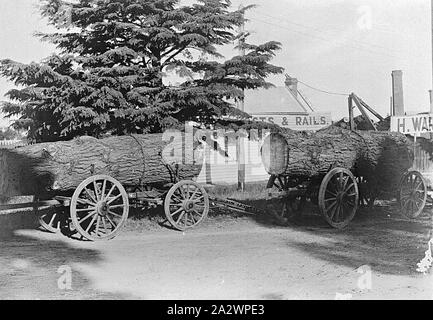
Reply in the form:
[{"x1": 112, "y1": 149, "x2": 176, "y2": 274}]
[
  {"x1": 352, "y1": 94, "x2": 377, "y2": 131},
  {"x1": 358, "y1": 96, "x2": 384, "y2": 121},
  {"x1": 392, "y1": 70, "x2": 404, "y2": 116},
  {"x1": 348, "y1": 94, "x2": 354, "y2": 130},
  {"x1": 237, "y1": 4, "x2": 246, "y2": 191},
  {"x1": 431, "y1": 0, "x2": 433, "y2": 113},
  {"x1": 390, "y1": 96, "x2": 393, "y2": 116},
  {"x1": 237, "y1": 134, "x2": 246, "y2": 191}
]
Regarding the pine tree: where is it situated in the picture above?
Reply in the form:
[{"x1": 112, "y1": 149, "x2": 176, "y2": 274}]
[{"x1": 0, "y1": 0, "x2": 283, "y2": 142}]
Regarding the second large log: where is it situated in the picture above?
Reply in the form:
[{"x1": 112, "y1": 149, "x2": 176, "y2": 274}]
[{"x1": 261, "y1": 127, "x2": 413, "y2": 193}]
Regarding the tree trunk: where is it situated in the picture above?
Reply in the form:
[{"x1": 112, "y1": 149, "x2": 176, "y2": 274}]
[
  {"x1": 0, "y1": 133, "x2": 204, "y2": 199},
  {"x1": 261, "y1": 127, "x2": 413, "y2": 193}
]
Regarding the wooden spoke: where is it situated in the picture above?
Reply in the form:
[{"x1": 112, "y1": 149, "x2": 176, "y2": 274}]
[
  {"x1": 76, "y1": 207, "x2": 96, "y2": 212},
  {"x1": 77, "y1": 198, "x2": 97, "y2": 207},
  {"x1": 325, "y1": 197, "x2": 337, "y2": 202},
  {"x1": 95, "y1": 216, "x2": 101, "y2": 235},
  {"x1": 189, "y1": 212, "x2": 197, "y2": 224},
  {"x1": 325, "y1": 189, "x2": 337, "y2": 197},
  {"x1": 108, "y1": 210, "x2": 123, "y2": 218},
  {"x1": 190, "y1": 187, "x2": 200, "y2": 201},
  {"x1": 85, "y1": 187, "x2": 97, "y2": 203},
  {"x1": 104, "y1": 184, "x2": 117, "y2": 202},
  {"x1": 93, "y1": 181, "x2": 101, "y2": 201},
  {"x1": 170, "y1": 207, "x2": 184, "y2": 217},
  {"x1": 109, "y1": 204, "x2": 127, "y2": 209},
  {"x1": 267, "y1": 175, "x2": 291, "y2": 191},
  {"x1": 107, "y1": 193, "x2": 122, "y2": 205},
  {"x1": 78, "y1": 210, "x2": 97, "y2": 224},
  {"x1": 341, "y1": 176, "x2": 349, "y2": 192},
  {"x1": 329, "y1": 204, "x2": 338, "y2": 221},
  {"x1": 176, "y1": 211, "x2": 186, "y2": 224},
  {"x1": 85, "y1": 214, "x2": 98, "y2": 233},
  {"x1": 102, "y1": 216, "x2": 108, "y2": 232},
  {"x1": 192, "y1": 196, "x2": 205, "y2": 203},
  {"x1": 325, "y1": 201, "x2": 338, "y2": 213},
  {"x1": 101, "y1": 179, "x2": 107, "y2": 199},
  {"x1": 38, "y1": 209, "x2": 62, "y2": 233}
]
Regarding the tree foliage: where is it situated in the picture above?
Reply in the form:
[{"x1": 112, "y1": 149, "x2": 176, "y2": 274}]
[{"x1": 0, "y1": 0, "x2": 283, "y2": 142}]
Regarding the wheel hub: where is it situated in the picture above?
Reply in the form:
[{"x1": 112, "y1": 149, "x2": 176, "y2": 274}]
[
  {"x1": 336, "y1": 192, "x2": 345, "y2": 203},
  {"x1": 97, "y1": 202, "x2": 109, "y2": 216},
  {"x1": 183, "y1": 201, "x2": 195, "y2": 212}
]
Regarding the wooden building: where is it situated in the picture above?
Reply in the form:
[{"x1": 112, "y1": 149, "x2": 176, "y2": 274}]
[{"x1": 196, "y1": 76, "x2": 332, "y2": 185}]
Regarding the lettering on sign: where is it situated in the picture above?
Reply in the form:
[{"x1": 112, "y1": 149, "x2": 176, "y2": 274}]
[
  {"x1": 251, "y1": 113, "x2": 332, "y2": 131},
  {"x1": 390, "y1": 114, "x2": 433, "y2": 134}
]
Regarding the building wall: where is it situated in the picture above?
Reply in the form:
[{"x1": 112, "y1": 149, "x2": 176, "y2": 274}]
[{"x1": 195, "y1": 132, "x2": 270, "y2": 185}]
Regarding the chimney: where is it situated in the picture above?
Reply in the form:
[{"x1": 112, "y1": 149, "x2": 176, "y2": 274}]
[
  {"x1": 285, "y1": 75, "x2": 298, "y2": 98},
  {"x1": 391, "y1": 70, "x2": 404, "y2": 116},
  {"x1": 429, "y1": 90, "x2": 433, "y2": 113}
]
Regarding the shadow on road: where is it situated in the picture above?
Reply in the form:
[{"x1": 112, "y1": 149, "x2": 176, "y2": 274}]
[
  {"x1": 212, "y1": 191, "x2": 432, "y2": 276},
  {"x1": 285, "y1": 204, "x2": 432, "y2": 276},
  {"x1": 0, "y1": 210, "x2": 136, "y2": 299}
]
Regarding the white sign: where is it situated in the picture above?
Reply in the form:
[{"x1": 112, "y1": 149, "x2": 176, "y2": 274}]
[
  {"x1": 390, "y1": 114, "x2": 433, "y2": 134},
  {"x1": 251, "y1": 113, "x2": 332, "y2": 131}
]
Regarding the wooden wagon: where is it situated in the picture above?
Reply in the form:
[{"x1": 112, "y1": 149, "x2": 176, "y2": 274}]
[
  {"x1": 262, "y1": 130, "x2": 429, "y2": 229},
  {"x1": 1, "y1": 173, "x2": 210, "y2": 241}
]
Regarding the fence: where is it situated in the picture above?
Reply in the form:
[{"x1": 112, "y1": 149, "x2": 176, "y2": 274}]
[{"x1": 0, "y1": 140, "x2": 28, "y2": 149}]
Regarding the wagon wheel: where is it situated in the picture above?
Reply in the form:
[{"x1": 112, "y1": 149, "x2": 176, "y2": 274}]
[
  {"x1": 38, "y1": 208, "x2": 62, "y2": 233},
  {"x1": 398, "y1": 171, "x2": 427, "y2": 219},
  {"x1": 164, "y1": 180, "x2": 209, "y2": 231},
  {"x1": 319, "y1": 168, "x2": 359, "y2": 229},
  {"x1": 357, "y1": 176, "x2": 376, "y2": 208},
  {"x1": 70, "y1": 175, "x2": 129, "y2": 241},
  {"x1": 267, "y1": 175, "x2": 305, "y2": 222},
  {"x1": 267, "y1": 175, "x2": 290, "y2": 191}
]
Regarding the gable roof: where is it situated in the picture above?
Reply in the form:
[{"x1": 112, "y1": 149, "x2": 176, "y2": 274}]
[{"x1": 243, "y1": 86, "x2": 309, "y2": 115}]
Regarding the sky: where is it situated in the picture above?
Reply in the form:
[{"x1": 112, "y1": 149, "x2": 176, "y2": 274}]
[{"x1": 0, "y1": 0, "x2": 431, "y2": 126}]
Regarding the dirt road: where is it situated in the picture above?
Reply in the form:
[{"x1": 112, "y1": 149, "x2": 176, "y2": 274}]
[{"x1": 0, "y1": 204, "x2": 432, "y2": 300}]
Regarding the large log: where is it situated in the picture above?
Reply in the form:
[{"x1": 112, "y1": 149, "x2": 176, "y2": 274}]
[
  {"x1": 0, "y1": 132, "x2": 204, "y2": 198},
  {"x1": 261, "y1": 127, "x2": 413, "y2": 193}
]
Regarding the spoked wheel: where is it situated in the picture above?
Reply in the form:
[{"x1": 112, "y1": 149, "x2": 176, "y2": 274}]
[
  {"x1": 70, "y1": 175, "x2": 129, "y2": 241},
  {"x1": 267, "y1": 175, "x2": 305, "y2": 222},
  {"x1": 357, "y1": 176, "x2": 376, "y2": 209},
  {"x1": 269, "y1": 196, "x2": 305, "y2": 225},
  {"x1": 164, "y1": 180, "x2": 209, "y2": 231},
  {"x1": 38, "y1": 208, "x2": 62, "y2": 233},
  {"x1": 267, "y1": 175, "x2": 298, "y2": 191},
  {"x1": 398, "y1": 171, "x2": 427, "y2": 219},
  {"x1": 319, "y1": 168, "x2": 359, "y2": 229}
]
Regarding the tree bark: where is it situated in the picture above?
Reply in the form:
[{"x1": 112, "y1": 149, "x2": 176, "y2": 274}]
[
  {"x1": 0, "y1": 133, "x2": 204, "y2": 199},
  {"x1": 261, "y1": 127, "x2": 413, "y2": 193}
]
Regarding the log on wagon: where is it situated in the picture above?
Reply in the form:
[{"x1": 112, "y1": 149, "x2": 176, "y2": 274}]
[
  {"x1": 0, "y1": 131, "x2": 204, "y2": 199},
  {"x1": 260, "y1": 127, "x2": 419, "y2": 228}
]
